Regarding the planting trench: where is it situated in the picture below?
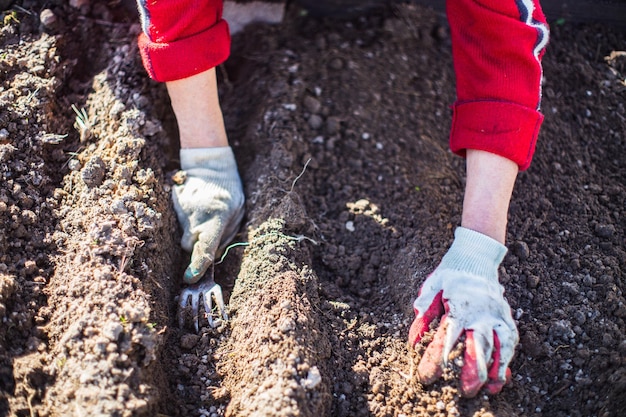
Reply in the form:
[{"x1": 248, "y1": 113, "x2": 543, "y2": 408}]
[{"x1": 1, "y1": 2, "x2": 626, "y2": 416}]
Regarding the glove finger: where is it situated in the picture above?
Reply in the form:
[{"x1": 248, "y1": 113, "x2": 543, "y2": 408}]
[
  {"x1": 184, "y1": 229, "x2": 220, "y2": 284},
  {"x1": 441, "y1": 312, "x2": 464, "y2": 367},
  {"x1": 180, "y1": 228, "x2": 198, "y2": 253},
  {"x1": 216, "y1": 203, "x2": 245, "y2": 257},
  {"x1": 460, "y1": 330, "x2": 492, "y2": 398},
  {"x1": 494, "y1": 324, "x2": 518, "y2": 382},
  {"x1": 485, "y1": 367, "x2": 511, "y2": 395},
  {"x1": 485, "y1": 331, "x2": 513, "y2": 394},
  {"x1": 416, "y1": 314, "x2": 449, "y2": 385},
  {"x1": 408, "y1": 290, "x2": 444, "y2": 348}
]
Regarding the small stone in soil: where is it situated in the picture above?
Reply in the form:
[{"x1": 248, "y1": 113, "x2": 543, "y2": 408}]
[
  {"x1": 329, "y1": 57, "x2": 344, "y2": 70},
  {"x1": 82, "y1": 156, "x2": 106, "y2": 187},
  {"x1": 180, "y1": 333, "x2": 200, "y2": 349},
  {"x1": 303, "y1": 96, "x2": 322, "y2": 114},
  {"x1": 308, "y1": 114, "x2": 323, "y2": 130},
  {"x1": 526, "y1": 274, "x2": 540, "y2": 289},
  {"x1": 326, "y1": 117, "x2": 341, "y2": 134},
  {"x1": 512, "y1": 241, "x2": 530, "y2": 260},
  {"x1": 594, "y1": 224, "x2": 615, "y2": 238},
  {"x1": 40, "y1": 9, "x2": 57, "y2": 28}
]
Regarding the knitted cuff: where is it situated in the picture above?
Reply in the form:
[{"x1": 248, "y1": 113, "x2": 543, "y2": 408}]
[
  {"x1": 180, "y1": 146, "x2": 238, "y2": 172},
  {"x1": 450, "y1": 100, "x2": 544, "y2": 171},
  {"x1": 138, "y1": 19, "x2": 231, "y2": 82},
  {"x1": 439, "y1": 227, "x2": 507, "y2": 280}
]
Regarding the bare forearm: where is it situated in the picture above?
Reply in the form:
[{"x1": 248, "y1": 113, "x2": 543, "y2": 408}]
[
  {"x1": 461, "y1": 149, "x2": 519, "y2": 244},
  {"x1": 166, "y1": 68, "x2": 229, "y2": 149}
]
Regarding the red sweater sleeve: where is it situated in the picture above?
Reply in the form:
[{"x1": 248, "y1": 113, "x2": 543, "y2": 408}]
[
  {"x1": 447, "y1": 0, "x2": 549, "y2": 170},
  {"x1": 136, "y1": 0, "x2": 230, "y2": 82}
]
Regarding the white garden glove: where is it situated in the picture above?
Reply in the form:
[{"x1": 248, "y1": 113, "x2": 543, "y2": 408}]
[
  {"x1": 172, "y1": 147, "x2": 245, "y2": 284},
  {"x1": 408, "y1": 227, "x2": 518, "y2": 397}
]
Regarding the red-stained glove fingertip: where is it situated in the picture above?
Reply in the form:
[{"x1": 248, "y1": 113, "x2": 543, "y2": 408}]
[
  {"x1": 460, "y1": 330, "x2": 484, "y2": 398},
  {"x1": 484, "y1": 332, "x2": 511, "y2": 394},
  {"x1": 416, "y1": 318, "x2": 448, "y2": 384},
  {"x1": 460, "y1": 362, "x2": 482, "y2": 397},
  {"x1": 484, "y1": 367, "x2": 511, "y2": 394},
  {"x1": 408, "y1": 315, "x2": 428, "y2": 348},
  {"x1": 407, "y1": 291, "x2": 444, "y2": 348},
  {"x1": 478, "y1": 332, "x2": 512, "y2": 395}
]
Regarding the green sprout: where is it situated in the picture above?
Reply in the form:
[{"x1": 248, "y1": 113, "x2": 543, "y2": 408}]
[
  {"x1": 3, "y1": 11, "x2": 19, "y2": 26},
  {"x1": 71, "y1": 104, "x2": 93, "y2": 142}
]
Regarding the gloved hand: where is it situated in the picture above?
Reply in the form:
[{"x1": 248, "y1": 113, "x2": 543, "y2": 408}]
[
  {"x1": 408, "y1": 227, "x2": 518, "y2": 397},
  {"x1": 172, "y1": 147, "x2": 245, "y2": 284}
]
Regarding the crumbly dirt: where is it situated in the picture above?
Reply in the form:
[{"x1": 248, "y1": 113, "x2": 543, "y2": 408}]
[{"x1": 1, "y1": 1, "x2": 625, "y2": 417}]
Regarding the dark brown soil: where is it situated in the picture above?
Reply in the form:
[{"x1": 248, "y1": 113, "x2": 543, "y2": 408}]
[{"x1": 1, "y1": 1, "x2": 625, "y2": 416}]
